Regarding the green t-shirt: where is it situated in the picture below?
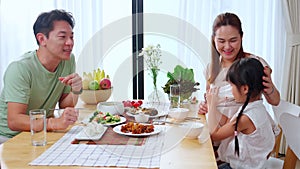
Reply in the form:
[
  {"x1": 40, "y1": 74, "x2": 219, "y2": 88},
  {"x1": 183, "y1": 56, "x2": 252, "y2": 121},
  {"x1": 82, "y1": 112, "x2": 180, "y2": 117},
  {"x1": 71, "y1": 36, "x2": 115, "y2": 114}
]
[{"x1": 0, "y1": 51, "x2": 76, "y2": 138}]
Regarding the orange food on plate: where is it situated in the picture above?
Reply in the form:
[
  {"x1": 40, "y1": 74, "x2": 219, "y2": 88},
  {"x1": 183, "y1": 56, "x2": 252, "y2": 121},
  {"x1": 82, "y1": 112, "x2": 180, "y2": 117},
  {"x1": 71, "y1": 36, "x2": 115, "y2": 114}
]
[{"x1": 120, "y1": 122, "x2": 154, "y2": 134}]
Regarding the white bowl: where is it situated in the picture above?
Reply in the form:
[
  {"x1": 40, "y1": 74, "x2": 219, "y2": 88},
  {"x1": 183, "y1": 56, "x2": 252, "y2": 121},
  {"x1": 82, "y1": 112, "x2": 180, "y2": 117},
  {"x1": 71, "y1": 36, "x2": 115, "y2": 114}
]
[
  {"x1": 134, "y1": 113, "x2": 150, "y2": 123},
  {"x1": 168, "y1": 108, "x2": 189, "y2": 121},
  {"x1": 97, "y1": 101, "x2": 124, "y2": 115},
  {"x1": 80, "y1": 88, "x2": 112, "y2": 104},
  {"x1": 182, "y1": 122, "x2": 204, "y2": 139}
]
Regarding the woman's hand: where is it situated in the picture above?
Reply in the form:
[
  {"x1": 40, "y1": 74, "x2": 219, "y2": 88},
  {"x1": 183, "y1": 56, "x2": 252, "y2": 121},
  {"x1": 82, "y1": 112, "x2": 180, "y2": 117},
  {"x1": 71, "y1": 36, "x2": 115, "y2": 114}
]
[
  {"x1": 262, "y1": 66, "x2": 274, "y2": 95},
  {"x1": 262, "y1": 66, "x2": 280, "y2": 105}
]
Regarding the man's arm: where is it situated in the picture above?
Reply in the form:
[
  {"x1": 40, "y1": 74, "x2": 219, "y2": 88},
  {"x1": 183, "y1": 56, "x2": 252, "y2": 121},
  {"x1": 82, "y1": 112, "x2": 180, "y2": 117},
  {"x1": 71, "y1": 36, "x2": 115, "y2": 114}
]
[
  {"x1": 58, "y1": 73, "x2": 82, "y2": 108},
  {"x1": 7, "y1": 102, "x2": 30, "y2": 131},
  {"x1": 7, "y1": 102, "x2": 78, "y2": 131}
]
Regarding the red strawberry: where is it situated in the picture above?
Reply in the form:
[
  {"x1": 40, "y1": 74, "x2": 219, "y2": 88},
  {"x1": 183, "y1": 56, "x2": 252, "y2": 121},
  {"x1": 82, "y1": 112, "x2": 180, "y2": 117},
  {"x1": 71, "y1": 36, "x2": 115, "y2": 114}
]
[
  {"x1": 138, "y1": 100, "x2": 143, "y2": 106},
  {"x1": 131, "y1": 101, "x2": 135, "y2": 106},
  {"x1": 133, "y1": 102, "x2": 140, "y2": 108}
]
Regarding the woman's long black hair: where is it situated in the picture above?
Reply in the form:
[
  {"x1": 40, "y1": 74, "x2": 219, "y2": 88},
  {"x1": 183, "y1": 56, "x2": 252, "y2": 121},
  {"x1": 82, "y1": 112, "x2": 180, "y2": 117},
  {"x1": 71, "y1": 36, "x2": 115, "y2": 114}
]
[{"x1": 226, "y1": 58, "x2": 265, "y2": 156}]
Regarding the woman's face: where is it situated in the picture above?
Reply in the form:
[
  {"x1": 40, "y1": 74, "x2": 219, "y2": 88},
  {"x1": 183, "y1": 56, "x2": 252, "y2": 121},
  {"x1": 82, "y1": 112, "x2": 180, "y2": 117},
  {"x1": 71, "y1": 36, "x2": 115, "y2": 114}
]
[{"x1": 214, "y1": 25, "x2": 242, "y2": 62}]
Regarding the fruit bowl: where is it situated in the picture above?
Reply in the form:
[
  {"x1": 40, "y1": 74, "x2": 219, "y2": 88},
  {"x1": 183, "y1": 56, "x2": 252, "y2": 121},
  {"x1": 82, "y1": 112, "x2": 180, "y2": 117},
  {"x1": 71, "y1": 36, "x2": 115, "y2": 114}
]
[{"x1": 80, "y1": 88, "x2": 112, "y2": 104}]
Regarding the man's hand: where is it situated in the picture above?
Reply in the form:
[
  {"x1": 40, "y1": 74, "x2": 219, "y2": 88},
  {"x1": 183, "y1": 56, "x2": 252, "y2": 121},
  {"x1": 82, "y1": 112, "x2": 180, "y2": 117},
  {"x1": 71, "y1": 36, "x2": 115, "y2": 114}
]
[
  {"x1": 59, "y1": 73, "x2": 82, "y2": 92},
  {"x1": 50, "y1": 107, "x2": 79, "y2": 130}
]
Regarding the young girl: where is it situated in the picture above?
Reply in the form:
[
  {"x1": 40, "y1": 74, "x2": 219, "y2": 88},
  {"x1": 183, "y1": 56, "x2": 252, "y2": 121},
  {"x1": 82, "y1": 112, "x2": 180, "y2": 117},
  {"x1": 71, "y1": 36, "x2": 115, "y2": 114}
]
[{"x1": 210, "y1": 58, "x2": 275, "y2": 169}]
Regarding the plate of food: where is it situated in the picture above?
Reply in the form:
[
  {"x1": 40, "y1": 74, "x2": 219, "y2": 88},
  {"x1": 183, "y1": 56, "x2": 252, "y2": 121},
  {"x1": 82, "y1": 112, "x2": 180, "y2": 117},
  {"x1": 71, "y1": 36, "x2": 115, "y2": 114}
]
[
  {"x1": 113, "y1": 122, "x2": 162, "y2": 137},
  {"x1": 85, "y1": 111, "x2": 126, "y2": 126},
  {"x1": 75, "y1": 122, "x2": 108, "y2": 140},
  {"x1": 125, "y1": 107, "x2": 167, "y2": 118}
]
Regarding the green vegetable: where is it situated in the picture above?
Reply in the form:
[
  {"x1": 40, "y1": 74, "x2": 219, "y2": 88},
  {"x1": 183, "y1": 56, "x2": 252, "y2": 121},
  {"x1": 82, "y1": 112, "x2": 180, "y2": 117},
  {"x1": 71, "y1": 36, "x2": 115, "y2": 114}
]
[
  {"x1": 89, "y1": 111, "x2": 121, "y2": 124},
  {"x1": 162, "y1": 65, "x2": 200, "y2": 101}
]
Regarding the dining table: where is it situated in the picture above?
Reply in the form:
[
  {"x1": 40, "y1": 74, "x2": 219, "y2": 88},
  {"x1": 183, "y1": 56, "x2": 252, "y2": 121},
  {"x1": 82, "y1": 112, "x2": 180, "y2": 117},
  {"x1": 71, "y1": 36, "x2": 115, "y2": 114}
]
[{"x1": 0, "y1": 99, "x2": 218, "y2": 169}]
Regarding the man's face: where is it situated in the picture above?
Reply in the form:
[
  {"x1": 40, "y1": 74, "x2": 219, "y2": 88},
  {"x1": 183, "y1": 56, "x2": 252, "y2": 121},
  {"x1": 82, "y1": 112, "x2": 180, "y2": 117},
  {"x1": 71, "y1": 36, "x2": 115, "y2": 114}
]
[{"x1": 44, "y1": 20, "x2": 74, "y2": 60}]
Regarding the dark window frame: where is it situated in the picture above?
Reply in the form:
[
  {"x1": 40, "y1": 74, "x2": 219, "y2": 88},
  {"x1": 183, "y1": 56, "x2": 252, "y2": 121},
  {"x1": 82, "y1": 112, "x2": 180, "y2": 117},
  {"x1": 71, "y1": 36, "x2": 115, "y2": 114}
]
[{"x1": 132, "y1": 0, "x2": 144, "y2": 99}]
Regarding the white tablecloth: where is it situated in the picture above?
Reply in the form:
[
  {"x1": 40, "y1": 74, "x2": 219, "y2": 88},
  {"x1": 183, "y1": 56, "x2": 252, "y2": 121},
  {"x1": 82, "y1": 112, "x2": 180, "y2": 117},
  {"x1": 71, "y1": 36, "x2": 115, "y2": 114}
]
[{"x1": 29, "y1": 125, "x2": 166, "y2": 168}]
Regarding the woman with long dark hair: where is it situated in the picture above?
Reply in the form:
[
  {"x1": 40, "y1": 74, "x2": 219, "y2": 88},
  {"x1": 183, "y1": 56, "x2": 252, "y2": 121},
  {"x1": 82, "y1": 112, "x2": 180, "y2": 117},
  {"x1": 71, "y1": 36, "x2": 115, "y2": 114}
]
[{"x1": 198, "y1": 12, "x2": 280, "y2": 139}]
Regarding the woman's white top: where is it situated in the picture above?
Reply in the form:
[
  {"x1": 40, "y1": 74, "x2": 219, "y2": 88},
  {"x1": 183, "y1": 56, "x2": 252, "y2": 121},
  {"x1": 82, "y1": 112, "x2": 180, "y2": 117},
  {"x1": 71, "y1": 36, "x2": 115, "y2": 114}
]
[{"x1": 217, "y1": 100, "x2": 275, "y2": 169}]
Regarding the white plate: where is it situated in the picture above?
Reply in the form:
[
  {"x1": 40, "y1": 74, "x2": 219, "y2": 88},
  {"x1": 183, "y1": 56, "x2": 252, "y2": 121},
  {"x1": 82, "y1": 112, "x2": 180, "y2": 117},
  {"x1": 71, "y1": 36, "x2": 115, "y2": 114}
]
[
  {"x1": 102, "y1": 116, "x2": 127, "y2": 126},
  {"x1": 75, "y1": 126, "x2": 108, "y2": 140},
  {"x1": 113, "y1": 124, "x2": 162, "y2": 137},
  {"x1": 126, "y1": 110, "x2": 167, "y2": 118},
  {"x1": 82, "y1": 116, "x2": 127, "y2": 126}
]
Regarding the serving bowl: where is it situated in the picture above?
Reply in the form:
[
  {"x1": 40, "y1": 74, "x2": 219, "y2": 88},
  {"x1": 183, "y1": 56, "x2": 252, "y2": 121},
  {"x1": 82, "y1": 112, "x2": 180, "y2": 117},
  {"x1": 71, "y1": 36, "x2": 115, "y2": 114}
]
[
  {"x1": 97, "y1": 101, "x2": 124, "y2": 115},
  {"x1": 168, "y1": 108, "x2": 189, "y2": 121},
  {"x1": 80, "y1": 88, "x2": 112, "y2": 104},
  {"x1": 134, "y1": 113, "x2": 150, "y2": 123},
  {"x1": 182, "y1": 122, "x2": 204, "y2": 139}
]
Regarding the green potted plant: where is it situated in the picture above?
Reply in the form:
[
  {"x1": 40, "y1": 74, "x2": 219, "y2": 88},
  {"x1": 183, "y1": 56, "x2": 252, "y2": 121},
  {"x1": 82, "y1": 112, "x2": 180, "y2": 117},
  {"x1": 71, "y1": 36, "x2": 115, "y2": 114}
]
[{"x1": 162, "y1": 65, "x2": 200, "y2": 102}]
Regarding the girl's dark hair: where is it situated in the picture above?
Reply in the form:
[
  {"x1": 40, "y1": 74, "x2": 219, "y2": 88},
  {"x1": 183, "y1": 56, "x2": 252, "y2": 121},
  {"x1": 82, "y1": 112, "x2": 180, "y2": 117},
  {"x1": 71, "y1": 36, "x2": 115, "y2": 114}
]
[
  {"x1": 226, "y1": 58, "x2": 265, "y2": 156},
  {"x1": 208, "y1": 12, "x2": 245, "y2": 84},
  {"x1": 33, "y1": 9, "x2": 75, "y2": 45}
]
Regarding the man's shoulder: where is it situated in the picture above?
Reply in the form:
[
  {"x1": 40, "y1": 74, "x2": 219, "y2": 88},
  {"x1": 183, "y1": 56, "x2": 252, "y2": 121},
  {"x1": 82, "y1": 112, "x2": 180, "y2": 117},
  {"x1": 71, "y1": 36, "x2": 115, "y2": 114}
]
[
  {"x1": 11, "y1": 51, "x2": 36, "y2": 64},
  {"x1": 6, "y1": 51, "x2": 36, "y2": 72}
]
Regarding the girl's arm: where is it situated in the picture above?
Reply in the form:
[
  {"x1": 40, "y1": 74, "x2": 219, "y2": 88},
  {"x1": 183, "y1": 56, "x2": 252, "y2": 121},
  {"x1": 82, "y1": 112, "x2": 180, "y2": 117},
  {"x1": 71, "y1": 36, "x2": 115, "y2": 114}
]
[{"x1": 211, "y1": 115, "x2": 255, "y2": 141}]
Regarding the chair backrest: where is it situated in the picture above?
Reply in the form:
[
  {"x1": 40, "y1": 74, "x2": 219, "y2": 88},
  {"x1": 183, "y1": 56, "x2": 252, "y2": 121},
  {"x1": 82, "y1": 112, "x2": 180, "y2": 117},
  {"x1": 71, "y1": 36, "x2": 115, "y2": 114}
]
[
  {"x1": 279, "y1": 112, "x2": 300, "y2": 159},
  {"x1": 272, "y1": 100, "x2": 300, "y2": 168},
  {"x1": 272, "y1": 100, "x2": 300, "y2": 123}
]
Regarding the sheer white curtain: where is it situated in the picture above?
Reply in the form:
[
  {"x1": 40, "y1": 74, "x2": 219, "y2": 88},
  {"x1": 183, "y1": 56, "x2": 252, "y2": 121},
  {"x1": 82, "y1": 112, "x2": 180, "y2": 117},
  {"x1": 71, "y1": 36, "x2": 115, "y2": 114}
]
[
  {"x1": 143, "y1": 0, "x2": 286, "y2": 104},
  {"x1": 0, "y1": 0, "x2": 103, "y2": 90},
  {"x1": 0, "y1": 0, "x2": 133, "y2": 101},
  {"x1": 281, "y1": 0, "x2": 300, "y2": 104}
]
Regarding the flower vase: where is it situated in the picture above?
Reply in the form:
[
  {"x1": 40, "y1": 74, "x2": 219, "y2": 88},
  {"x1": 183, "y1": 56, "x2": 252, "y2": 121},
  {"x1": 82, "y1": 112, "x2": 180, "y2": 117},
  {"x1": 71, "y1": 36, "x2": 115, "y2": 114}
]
[{"x1": 148, "y1": 87, "x2": 165, "y2": 106}]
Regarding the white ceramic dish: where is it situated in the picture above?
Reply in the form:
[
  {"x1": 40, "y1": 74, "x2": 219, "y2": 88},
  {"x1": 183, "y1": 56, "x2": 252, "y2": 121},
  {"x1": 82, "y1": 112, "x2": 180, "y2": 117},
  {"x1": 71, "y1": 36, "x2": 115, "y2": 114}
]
[
  {"x1": 168, "y1": 108, "x2": 190, "y2": 121},
  {"x1": 126, "y1": 110, "x2": 167, "y2": 118},
  {"x1": 102, "y1": 116, "x2": 127, "y2": 126},
  {"x1": 181, "y1": 122, "x2": 204, "y2": 139},
  {"x1": 75, "y1": 126, "x2": 108, "y2": 140},
  {"x1": 82, "y1": 115, "x2": 127, "y2": 126},
  {"x1": 134, "y1": 114, "x2": 150, "y2": 123},
  {"x1": 113, "y1": 124, "x2": 162, "y2": 137},
  {"x1": 97, "y1": 101, "x2": 124, "y2": 115}
]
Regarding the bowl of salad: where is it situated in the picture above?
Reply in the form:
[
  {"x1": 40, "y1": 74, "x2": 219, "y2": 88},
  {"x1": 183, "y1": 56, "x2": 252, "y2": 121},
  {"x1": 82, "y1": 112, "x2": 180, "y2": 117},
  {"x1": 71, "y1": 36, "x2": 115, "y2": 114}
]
[{"x1": 89, "y1": 111, "x2": 126, "y2": 126}]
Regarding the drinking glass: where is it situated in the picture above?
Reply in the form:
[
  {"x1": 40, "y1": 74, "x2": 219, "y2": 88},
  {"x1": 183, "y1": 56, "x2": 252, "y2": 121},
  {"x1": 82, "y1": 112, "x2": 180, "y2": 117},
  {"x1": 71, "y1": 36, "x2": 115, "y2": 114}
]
[
  {"x1": 30, "y1": 109, "x2": 47, "y2": 146},
  {"x1": 170, "y1": 84, "x2": 180, "y2": 108}
]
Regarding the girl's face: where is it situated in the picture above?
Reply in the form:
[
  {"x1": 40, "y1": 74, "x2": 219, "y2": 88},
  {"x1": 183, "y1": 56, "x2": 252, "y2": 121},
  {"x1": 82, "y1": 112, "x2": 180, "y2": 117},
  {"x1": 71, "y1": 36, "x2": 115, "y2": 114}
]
[
  {"x1": 214, "y1": 25, "x2": 242, "y2": 63},
  {"x1": 230, "y1": 83, "x2": 247, "y2": 103}
]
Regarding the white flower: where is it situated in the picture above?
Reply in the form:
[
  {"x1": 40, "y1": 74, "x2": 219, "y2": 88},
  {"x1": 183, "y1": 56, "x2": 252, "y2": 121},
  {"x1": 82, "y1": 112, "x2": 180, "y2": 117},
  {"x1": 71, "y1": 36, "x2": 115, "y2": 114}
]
[{"x1": 139, "y1": 44, "x2": 162, "y2": 71}]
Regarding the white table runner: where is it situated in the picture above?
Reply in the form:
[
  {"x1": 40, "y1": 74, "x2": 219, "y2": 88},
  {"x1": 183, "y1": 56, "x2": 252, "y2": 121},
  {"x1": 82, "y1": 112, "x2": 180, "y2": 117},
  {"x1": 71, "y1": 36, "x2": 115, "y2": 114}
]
[{"x1": 29, "y1": 125, "x2": 166, "y2": 168}]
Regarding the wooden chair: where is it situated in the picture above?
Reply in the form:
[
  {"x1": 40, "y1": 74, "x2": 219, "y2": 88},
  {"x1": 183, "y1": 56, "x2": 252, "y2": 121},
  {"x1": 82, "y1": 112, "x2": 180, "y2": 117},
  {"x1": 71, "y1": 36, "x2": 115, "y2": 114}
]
[{"x1": 265, "y1": 100, "x2": 300, "y2": 169}]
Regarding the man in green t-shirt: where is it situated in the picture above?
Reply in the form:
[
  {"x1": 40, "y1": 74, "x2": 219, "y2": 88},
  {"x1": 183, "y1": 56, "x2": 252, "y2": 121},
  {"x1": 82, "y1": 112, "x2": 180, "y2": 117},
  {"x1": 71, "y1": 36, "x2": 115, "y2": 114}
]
[{"x1": 0, "y1": 9, "x2": 83, "y2": 143}]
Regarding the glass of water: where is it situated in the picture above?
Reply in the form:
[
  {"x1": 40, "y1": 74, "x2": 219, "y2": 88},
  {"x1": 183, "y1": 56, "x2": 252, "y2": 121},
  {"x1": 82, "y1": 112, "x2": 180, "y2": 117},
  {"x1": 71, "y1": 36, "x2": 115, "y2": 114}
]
[
  {"x1": 30, "y1": 109, "x2": 47, "y2": 146},
  {"x1": 170, "y1": 84, "x2": 180, "y2": 108}
]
